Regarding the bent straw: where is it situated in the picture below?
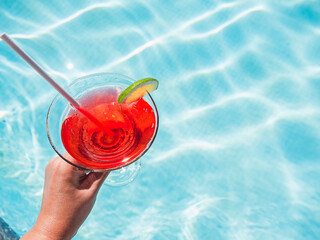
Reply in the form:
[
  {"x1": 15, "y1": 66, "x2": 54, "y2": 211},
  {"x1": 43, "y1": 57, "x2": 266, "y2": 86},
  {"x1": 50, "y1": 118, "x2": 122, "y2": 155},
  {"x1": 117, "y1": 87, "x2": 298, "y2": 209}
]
[{"x1": 0, "y1": 32, "x2": 113, "y2": 135}]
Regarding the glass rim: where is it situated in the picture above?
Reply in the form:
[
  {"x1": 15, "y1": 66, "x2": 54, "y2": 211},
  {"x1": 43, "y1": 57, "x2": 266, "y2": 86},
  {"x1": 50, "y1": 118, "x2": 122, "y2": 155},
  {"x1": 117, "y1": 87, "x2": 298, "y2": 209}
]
[{"x1": 46, "y1": 72, "x2": 159, "y2": 171}]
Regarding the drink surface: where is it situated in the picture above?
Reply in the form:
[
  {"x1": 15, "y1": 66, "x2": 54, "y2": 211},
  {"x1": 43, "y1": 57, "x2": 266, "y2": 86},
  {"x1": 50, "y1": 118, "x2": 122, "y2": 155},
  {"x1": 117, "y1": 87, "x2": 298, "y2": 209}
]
[{"x1": 61, "y1": 87, "x2": 156, "y2": 170}]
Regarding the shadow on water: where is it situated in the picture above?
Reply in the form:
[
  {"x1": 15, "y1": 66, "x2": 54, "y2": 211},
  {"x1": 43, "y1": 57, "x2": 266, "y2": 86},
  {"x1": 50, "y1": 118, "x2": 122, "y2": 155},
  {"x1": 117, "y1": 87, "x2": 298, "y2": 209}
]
[{"x1": 0, "y1": 218, "x2": 20, "y2": 240}]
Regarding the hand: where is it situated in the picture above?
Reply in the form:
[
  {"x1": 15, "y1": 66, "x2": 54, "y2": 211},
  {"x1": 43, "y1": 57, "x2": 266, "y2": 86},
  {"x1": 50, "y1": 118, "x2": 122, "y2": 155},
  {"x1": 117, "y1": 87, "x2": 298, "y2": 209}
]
[{"x1": 21, "y1": 154, "x2": 109, "y2": 240}]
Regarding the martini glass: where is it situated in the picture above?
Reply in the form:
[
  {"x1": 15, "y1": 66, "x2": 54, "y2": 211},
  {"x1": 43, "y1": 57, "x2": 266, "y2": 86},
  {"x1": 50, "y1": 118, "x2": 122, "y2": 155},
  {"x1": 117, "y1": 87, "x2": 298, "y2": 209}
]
[{"x1": 46, "y1": 73, "x2": 159, "y2": 186}]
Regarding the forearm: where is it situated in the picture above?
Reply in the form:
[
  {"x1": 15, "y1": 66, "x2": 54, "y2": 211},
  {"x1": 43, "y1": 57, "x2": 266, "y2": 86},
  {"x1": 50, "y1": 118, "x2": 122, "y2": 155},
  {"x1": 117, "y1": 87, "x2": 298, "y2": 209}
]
[
  {"x1": 20, "y1": 156, "x2": 108, "y2": 240},
  {"x1": 20, "y1": 221, "x2": 73, "y2": 240},
  {"x1": 21, "y1": 228, "x2": 64, "y2": 240},
  {"x1": 20, "y1": 229, "x2": 58, "y2": 240}
]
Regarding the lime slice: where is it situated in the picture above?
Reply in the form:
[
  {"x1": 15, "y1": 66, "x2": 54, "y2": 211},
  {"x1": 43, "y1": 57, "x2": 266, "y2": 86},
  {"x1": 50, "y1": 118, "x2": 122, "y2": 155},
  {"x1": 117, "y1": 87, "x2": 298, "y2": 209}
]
[{"x1": 118, "y1": 78, "x2": 159, "y2": 104}]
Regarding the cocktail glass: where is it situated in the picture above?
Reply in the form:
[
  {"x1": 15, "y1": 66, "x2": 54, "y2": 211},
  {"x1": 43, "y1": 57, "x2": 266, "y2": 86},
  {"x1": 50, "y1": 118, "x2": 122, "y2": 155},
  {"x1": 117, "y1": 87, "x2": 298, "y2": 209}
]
[{"x1": 46, "y1": 73, "x2": 159, "y2": 186}]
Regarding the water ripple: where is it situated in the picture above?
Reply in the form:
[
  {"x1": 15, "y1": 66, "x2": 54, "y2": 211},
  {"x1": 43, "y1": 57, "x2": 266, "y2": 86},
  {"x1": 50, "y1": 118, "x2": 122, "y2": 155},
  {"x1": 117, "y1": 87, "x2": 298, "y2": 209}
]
[
  {"x1": 150, "y1": 141, "x2": 221, "y2": 164},
  {"x1": 11, "y1": 2, "x2": 123, "y2": 39},
  {"x1": 1, "y1": 0, "x2": 320, "y2": 239},
  {"x1": 104, "y1": 2, "x2": 238, "y2": 69},
  {"x1": 181, "y1": 5, "x2": 266, "y2": 40}
]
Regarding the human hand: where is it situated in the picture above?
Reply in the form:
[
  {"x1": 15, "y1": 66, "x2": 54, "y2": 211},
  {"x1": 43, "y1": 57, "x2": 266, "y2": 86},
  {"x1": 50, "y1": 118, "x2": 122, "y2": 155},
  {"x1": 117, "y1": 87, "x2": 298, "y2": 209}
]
[{"x1": 21, "y1": 154, "x2": 109, "y2": 240}]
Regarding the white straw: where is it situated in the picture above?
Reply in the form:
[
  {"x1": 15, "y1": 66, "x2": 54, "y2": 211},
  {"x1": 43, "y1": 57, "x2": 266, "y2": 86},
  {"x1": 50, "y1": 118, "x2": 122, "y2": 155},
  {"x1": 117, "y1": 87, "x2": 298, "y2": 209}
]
[{"x1": 0, "y1": 32, "x2": 80, "y2": 108}]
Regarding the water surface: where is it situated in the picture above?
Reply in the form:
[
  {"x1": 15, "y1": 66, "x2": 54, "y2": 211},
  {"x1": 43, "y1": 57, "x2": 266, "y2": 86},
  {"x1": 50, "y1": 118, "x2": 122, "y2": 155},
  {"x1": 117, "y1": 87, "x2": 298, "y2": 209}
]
[{"x1": 1, "y1": 0, "x2": 320, "y2": 239}]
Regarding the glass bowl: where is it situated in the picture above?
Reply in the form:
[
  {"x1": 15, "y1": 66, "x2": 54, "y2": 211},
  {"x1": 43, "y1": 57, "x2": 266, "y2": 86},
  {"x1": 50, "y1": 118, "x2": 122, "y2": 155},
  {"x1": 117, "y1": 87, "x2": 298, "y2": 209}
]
[{"x1": 46, "y1": 73, "x2": 159, "y2": 186}]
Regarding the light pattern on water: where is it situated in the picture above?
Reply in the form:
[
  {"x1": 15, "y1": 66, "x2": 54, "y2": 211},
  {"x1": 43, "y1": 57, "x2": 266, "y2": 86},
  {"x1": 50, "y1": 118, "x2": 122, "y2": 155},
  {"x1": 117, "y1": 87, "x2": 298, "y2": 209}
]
[{"x1": 1, "y1": 0, "x2": 320, "y2": 239}]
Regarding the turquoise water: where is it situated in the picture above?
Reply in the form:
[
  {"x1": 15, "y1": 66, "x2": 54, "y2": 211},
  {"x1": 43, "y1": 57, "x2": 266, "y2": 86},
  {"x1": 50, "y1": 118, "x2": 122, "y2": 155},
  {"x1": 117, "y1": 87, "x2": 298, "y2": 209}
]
[{"x1": 1, "y1": 0, "x2": 320, "y2": 239}]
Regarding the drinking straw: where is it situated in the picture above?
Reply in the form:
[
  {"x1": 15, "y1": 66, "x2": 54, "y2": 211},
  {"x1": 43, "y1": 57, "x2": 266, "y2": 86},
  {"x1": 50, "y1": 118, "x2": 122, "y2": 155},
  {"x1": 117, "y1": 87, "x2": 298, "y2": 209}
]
[
  {"x1": 0, "y1": 33, "x2": 80, "y2": 108},
  {"x1": 0, "y1": 32, "x2": 113, "y2": 135}
]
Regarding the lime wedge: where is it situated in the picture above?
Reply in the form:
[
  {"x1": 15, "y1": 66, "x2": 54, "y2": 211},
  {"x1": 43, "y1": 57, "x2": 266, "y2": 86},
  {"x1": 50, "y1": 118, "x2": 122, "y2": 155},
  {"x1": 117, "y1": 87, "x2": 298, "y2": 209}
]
[{"x1": 118, "y1": 78, "x2": 159, "y2": 104}]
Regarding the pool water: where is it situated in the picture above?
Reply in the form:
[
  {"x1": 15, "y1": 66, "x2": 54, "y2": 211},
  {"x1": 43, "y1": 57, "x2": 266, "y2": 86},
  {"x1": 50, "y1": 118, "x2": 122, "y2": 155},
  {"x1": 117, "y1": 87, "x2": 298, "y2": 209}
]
[{"x1": 1, "y1": 0, "x2": 320, "y2": 239}]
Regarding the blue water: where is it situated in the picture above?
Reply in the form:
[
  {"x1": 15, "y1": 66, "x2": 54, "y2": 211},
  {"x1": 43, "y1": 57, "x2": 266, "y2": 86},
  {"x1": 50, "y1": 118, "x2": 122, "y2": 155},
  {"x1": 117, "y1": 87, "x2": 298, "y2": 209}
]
[{"x1": 1, "y1": 0, "x2": 320, "y2": 239}]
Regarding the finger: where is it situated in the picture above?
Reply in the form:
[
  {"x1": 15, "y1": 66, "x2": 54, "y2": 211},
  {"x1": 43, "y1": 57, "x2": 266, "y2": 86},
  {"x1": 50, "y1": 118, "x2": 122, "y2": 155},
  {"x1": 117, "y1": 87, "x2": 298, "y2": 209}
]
[
  {"x1": 88, "y1": 171, "x2": 109, "y2": 192},
  {"x1": 58, "y1": 153, "x2": 109, "y2": 189},
  {"x1": 46, "y1": 154, "x2": 74, "y2": 175},
  {"x1": 60, "y1": 152, "x2": 89, "y2": 174}
]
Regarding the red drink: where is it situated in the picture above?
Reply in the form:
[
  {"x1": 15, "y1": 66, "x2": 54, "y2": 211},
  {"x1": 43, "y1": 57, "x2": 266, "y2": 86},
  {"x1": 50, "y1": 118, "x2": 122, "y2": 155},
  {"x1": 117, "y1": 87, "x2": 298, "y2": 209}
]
[{"x1": 61, "y1": 87, "x2": 156, "y2": 170}]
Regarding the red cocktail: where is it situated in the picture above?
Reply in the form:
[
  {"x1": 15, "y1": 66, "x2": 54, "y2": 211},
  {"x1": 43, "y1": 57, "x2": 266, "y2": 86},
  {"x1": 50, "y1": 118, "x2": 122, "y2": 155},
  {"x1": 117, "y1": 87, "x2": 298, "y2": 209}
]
[
  {"x1": 61, "y1": 87, "x2": 156, "y2": 170},
  {"x1": 47, "y1": 73, "x2": 158, "y2": 185}
]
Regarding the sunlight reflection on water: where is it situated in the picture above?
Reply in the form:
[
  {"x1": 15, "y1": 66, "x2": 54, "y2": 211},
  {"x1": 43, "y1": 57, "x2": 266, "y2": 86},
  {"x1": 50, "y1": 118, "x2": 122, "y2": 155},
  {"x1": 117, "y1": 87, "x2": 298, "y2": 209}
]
[{"x1": 1, "y1": 0, "x2": 320, "y2": 239}]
